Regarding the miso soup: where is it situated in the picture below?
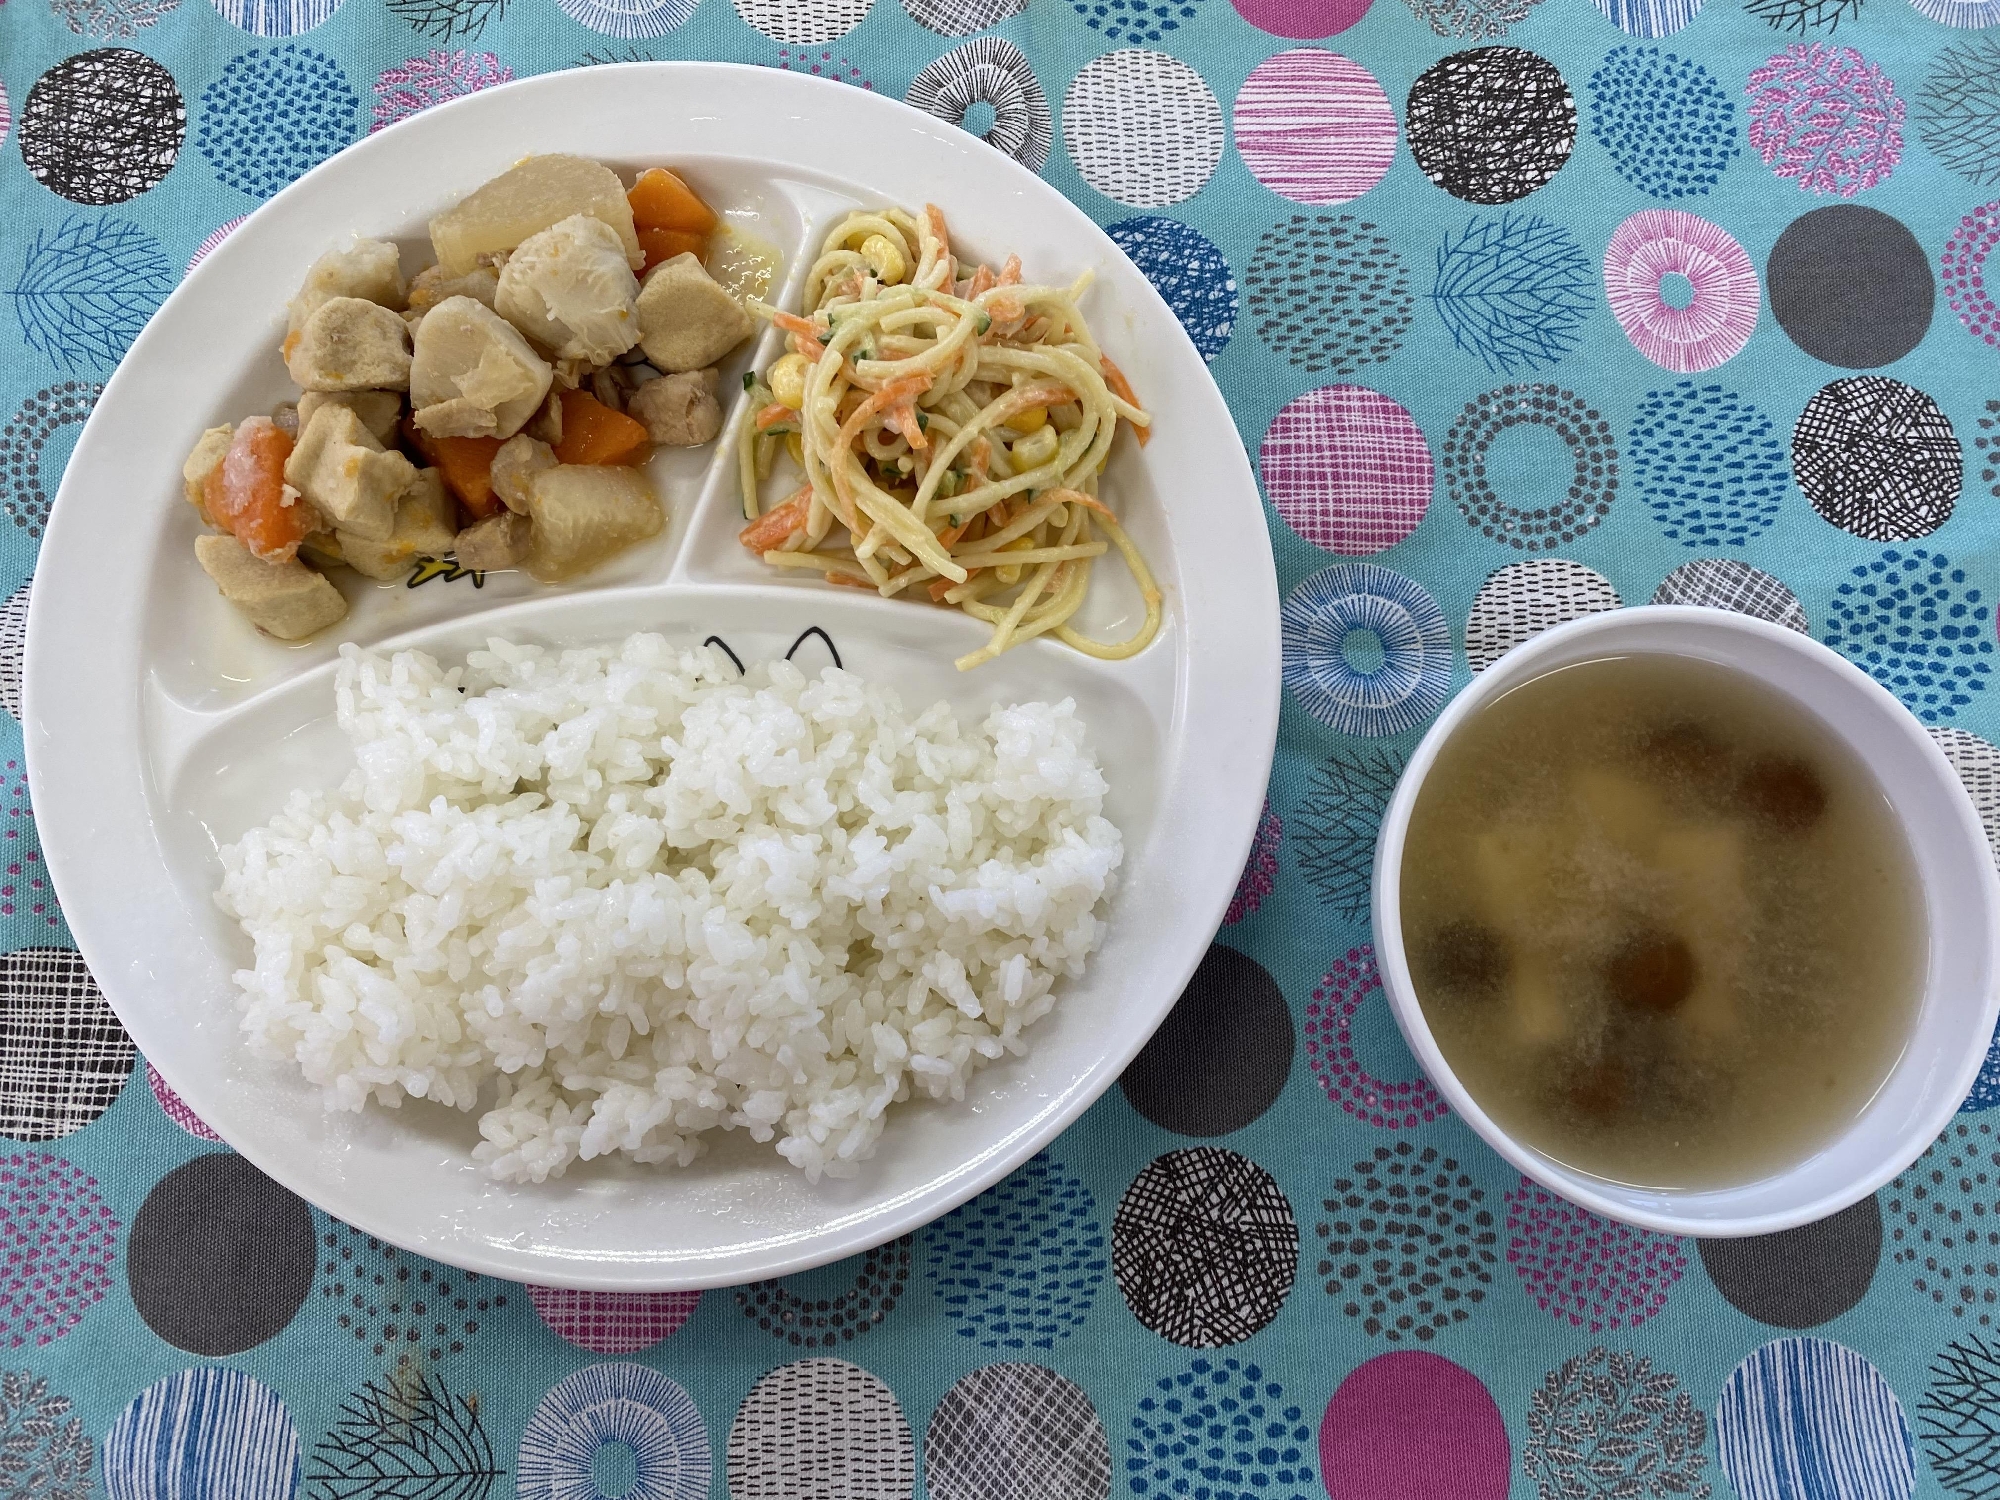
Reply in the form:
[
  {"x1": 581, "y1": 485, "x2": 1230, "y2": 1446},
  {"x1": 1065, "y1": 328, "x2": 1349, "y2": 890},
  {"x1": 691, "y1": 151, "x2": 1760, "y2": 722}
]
[{"x1": 1399, "y1": 652, "x2": 1925, "y2": 1189}]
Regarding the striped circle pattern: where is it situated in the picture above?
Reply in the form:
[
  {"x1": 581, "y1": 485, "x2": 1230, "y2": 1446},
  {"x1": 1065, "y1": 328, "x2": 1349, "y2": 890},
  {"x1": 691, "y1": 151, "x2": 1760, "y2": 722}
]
[
  {"x1": 105, "y1": 1370, "x2": 300, "y2": 1500},
  {"x1": 726, "y1": 1360, "x2": 913, "y2": 1500},
  {"x1": 1715, "y1": 1339, "x2": 1915, "y2": 1500},
  {"x1": 925, "y1": 1363, "x2": 1110, "y2": 1500},
  {"x1": 518, "y1": 1364, "x2": 708, "y2": 1500},
  {"x1": 1465, "y1": 560, "x2": 1621, "y2": 672},
  {"x1": 1233, "y1": 50, "x2": 1396, "y2": 206},
  {"x1": 1281, "y1": 562, "x2": 1453, "y2": 736},
  {"x1": 1062, "y1": 50, "x2": 1223, "y2": 206},
  {"x1": 208, "y1": 0, "x2": 341, "y2": 34},
  {"x1": 1261, "y1": 385, "x2": 1431, "y2": 555},
  {"x1": 1603, "y1": 210, "x2": 1758, "y2": 373},
  {"x1": 908, "y1": 39, "x2": 1052, "y2": 174}
]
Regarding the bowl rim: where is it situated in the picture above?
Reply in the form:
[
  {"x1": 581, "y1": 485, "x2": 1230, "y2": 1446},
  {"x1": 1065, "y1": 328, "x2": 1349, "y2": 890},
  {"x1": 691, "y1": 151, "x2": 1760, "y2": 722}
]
[{"x1": 1370, "y1": 604, "x2": 2000, "y2": 1238}]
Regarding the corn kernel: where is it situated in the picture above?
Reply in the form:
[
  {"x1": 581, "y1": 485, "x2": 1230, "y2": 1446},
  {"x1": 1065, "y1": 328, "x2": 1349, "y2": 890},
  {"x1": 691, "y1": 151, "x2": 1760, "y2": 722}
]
[
  {"x1": 995, "y1": 534, "x2": 1037, "y2": 585},
  {"x1": 1003, "y1": 403, "x2": 1048, "y2": 435},
  {"x1": 860, "y1": 234, "x2": 907, "y2": 285},
  {"x1": 786, "y1": 431, "x2": 805, "y2": 469},
  {"x1": 1009, "y1": 423, "x2": 1059, "y2": 469},
  {"x1": 768, "y1": 353, "x2": 809, "y2": 410}
]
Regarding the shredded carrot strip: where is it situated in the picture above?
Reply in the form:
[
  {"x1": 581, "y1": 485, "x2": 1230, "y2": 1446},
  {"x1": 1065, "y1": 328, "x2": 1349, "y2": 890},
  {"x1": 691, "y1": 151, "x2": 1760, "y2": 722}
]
[
  {"x1": 830, "y1": 375, "x2": 933, "y2": 524},
  {"x1": 738, "y1": 487, "x2": 812, "y2": 552},
  {"x1": 772, "y1": 311, "x2": 820, "y2": 338},
  {"x1": 890, "y1": 403, "x2": 928, "y2": 450},
  {"x1": 826, "y1": 571, "x2": 875, "y2": 589},
  {"x1": 754, "y1": 403, "x2": 797, "y2": 432},
  {"x1": 1100, "y1": 356, "x2": 1148, "y2": 445},
  {"x1": 965, "y1": 264, "x2": 995, "y2": 298},
  {"x1": 926, "y1": 204, "x2": 949, "y2": 263},
  {"x1": 998, "y1": 254, "x2": 1021, "y2": 286}
]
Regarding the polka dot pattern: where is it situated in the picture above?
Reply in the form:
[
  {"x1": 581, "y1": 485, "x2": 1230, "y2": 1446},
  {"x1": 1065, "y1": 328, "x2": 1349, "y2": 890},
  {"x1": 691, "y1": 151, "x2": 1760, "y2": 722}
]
[
  {"x1": 320, "y1": 1220, "x2": 506, "y2": 1364},
  {"x1": 1129, "y1": 1357, "x2": 1315, "y2": 1499},
  {"x1": 925, "y1": 1152, "x2": 1104, "y2": 1351},
  {"x1": 1226, "y1": 801, "x2": 1281, "y2": 924},
  {"x1": 197, "y1": 45, "x2": 357, "y2": 199},
  {"x1": 1062, "y1": 51, "x2": 1223, "y2": 207},
  {"x1": 1505, "y1": 1178, "x2": 1687, "y2": 1332},
  {"x1": 1233, "y1": 50, "x2": 1395, "y2": 206},
  {"x1": 1588, "y1": 47, "x2": 1735, "y2": 200},
  {"x1": 1886, "y1": 1121, "x2": 2000, "y2": 1323},
  {"x1": 1305, "y1": 947, "x2": 1447, "y2": 1130},
  {"x1": 1443, "y1": 384, "x2": 1618, "y2": 550},
  {"x1": 1261, "y1": 385, "x2": 1430, "y2": 553},
  {"x1": 1630, "y1": 383, "x2": 1788, "y2": 549},
  {"x1": 0, "y1": 1154, "x2": 116, "y2": 1350},
  {"x1": 1070, "y1": 0, "x2": 1200, "y2": 43},
  {"x1": 1822, "y1": 547, "x2": 1992, "y2": 722},
  {"x1": 736, "y1": 1238, "x2": 910, "y2": 1346},
  {"x1": 1943, "y1": 201, "x2": 2000, "y2": 351},
  {"x1": 1250, "y1": 218, "x2": 1411, "y2": 376},
  {"x1": 1315, "y1": 1141, "x2": 1497, "y2": 1342}
]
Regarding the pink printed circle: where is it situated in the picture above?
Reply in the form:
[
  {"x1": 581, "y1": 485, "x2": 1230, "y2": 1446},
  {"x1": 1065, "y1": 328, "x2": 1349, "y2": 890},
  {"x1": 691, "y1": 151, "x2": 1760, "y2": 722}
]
[
  {"x1": 186, "y1": 217, "x2": 247, "y2": 276},
  {"x1": 1226, "y1": 801, "x2": 1283, "y2": 924},
  {"x1": 1321, "y1": 1351, "x2": 1510, "y2": 1500},
  {"x1": 1230, "y1": 0, "x2": 1372, "y2": 37},
  {"x1": 1745, "y1": 43, "x2": 1904, "y2": 198},
  {"x1": 1234, "y1": 50, "x2": 1396, "y2": 206},
  {"x1": 1943, "y1": 201, "x2": 2000, "y2": 350},
  {"x1": 528, "y1": 1285, "x2": 701, "y2": 1353},
  {"x1": 1505, "y1": 1177, "x2": 1687, "y2": 1332},
  {"x1": 371, "y1": 50, "x2": 513, "y2": 134},
  {"x1": 148, "y1": 1063, "x2": 222, "y2": 1142},
  {"x1": 1306, "y1": 947, "x2": 1448, "y2": 1129},
  {"x1": 1603, "y1": 209, "x2": 1759, "y2": 374},
  {"x1": 1261, "y1": 385, "x2": 1432, "y2": 555},
  {"x1": 0, "y1": 1153, "x2": 118, "y2": 1350}
]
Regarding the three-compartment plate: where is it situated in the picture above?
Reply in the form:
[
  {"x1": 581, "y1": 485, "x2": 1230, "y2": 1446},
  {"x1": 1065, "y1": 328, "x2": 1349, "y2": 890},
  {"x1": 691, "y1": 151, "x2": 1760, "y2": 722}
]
[{"x1": 25, "y1": 63, "x2": 1278, "y2": 1289}]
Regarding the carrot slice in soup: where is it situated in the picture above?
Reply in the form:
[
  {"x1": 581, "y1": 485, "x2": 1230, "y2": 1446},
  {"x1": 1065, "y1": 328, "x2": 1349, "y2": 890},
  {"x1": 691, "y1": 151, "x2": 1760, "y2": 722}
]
[
  {"x1": 553, "y1": 389, "x2": 650, "y2": 466},
  {"x1": 406, "y1": 421, "x2": 504, "y2": 519},
  {"x1": 202, "y1": 416, "x2": 313, "y2": 562},
  {"x1": 628, "y1": 169, "x2": 718, "y2": 236}
]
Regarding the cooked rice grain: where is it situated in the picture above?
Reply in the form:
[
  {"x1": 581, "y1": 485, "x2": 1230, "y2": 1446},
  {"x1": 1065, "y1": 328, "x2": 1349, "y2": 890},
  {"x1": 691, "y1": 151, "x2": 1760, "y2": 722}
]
[{"x1": 216, "y1": 635, "x2": 1121, "y2": 1182}]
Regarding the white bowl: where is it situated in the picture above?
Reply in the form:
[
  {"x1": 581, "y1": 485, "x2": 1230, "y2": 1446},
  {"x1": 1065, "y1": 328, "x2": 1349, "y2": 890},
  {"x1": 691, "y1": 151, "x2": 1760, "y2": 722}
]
[{"x1": 1371, "y1": 605, "x2": 2000, "y2": 1238}]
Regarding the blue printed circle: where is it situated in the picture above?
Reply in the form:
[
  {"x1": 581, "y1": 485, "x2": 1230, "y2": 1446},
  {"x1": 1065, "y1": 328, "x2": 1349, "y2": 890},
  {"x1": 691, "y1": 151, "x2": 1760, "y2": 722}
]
[
  {"x1": 1593, "y1": 0, "x2": 1700, "y2": 35},
  {"x1": 1428, "y1": 213, "x2": 1593, "y2": 374},
  {"x1": 197, "y1": 46, "x2": 357, "y2": 199},
  {"x1": 1107, "y1": 215, "x2": 1236, "y2": 362},
  {"x1": 925, "y1": 1152, "x2": 1104, "y2": 1351},
  {"x1": 1967, "y1": 1025, "x2": 2000, "y2": 1111},
  {"x1": 1072, "y1": 0, "x2": 1203, "y2": 43},
  {"x1": 1823, "y1": 548, "x2": 1994, "y2": 723},
  {"x1": 12, "y1": 218, "x2": 173, "y2": 375},
  {"x1": 207, "y1": 0, "x2": 342, "y2": 35},
  {"x1": 556, "y1": 0, "x2": 697, "y2": 35},
  {"x1": 519, "y1": 1363, "x2": 708, "y2": 1500},
  {"x1": 1589, "y1": 47, "x2": 1734, "y2": 200},
  {"x1": 1283, "y1": 563, "x2": 1453, "y2": 737},
  {"x1": 1630, "y1": 383, "x2": 1788, "y2": 548},
  {"x1": 1716, "y1": 1338, "x2": 1914, "y2": 1500},
  {"x1": 1129, "y1": 1356, "x2": 1316, "y2": 1499},
  {"x1": 106, "y1": 1369, "x2": 300, "y2": 1500}
]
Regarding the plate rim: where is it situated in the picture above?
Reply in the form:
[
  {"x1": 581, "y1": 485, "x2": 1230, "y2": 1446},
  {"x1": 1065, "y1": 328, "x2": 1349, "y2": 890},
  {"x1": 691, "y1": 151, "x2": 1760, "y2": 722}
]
[{"x1": 24, "y1": 60, "x2": 1281, "y2": 1288}]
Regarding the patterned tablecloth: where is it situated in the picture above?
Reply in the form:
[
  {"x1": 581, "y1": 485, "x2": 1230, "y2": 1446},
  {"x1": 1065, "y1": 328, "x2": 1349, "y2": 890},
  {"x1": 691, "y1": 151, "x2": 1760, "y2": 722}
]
[{"x1": 4, "y1": 0, "x2": 2000, "y2": 1488}]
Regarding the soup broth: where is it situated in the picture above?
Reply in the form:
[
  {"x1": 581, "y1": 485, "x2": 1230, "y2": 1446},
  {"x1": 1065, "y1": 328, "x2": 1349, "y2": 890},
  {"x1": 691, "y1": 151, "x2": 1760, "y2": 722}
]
[{"x1": 1399, "y1": 652, "x2": 1925, "y2": 1189}]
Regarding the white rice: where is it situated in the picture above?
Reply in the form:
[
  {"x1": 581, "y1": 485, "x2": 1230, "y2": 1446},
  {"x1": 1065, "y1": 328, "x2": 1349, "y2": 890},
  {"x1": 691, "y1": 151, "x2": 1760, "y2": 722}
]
[{"x1": 215, "y1": 634, "x2": 1122, "y2": 1182}]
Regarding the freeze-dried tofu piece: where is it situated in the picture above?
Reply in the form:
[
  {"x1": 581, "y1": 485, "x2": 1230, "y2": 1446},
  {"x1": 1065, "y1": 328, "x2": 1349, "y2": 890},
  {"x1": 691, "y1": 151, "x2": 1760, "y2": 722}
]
[
  {"x1": 429, "y1": 155, "x2": 641, "y2": 278},
  {"x1": 634, "y1": 254, "x2": 752, "y2": 373},
  {"x1": 495, "y1": 214, "x2": 641, "y2": 365},
  {"x1": 338, "y1": 469, "x2": 460, "y2": 580},
  {"x1": 194, "y1": 533, "x2": 348, "y2": 640},
  {"x1": 410, "y1": 295, "x2": 553, "y2": 440},
  {"x1": 182, "y1": 424, "x2": 233, "y2": 522},
  {"x1": 296, "y1": 389, "x2": 403, "y2": 448},
  {"x1": 286, "y1": 239, "x2": 406, "y2": 339},
  {"x1": 287, "y1": 297, "x2": 413, "y2": 392},
  {"x1": 284, "y1": 403, "x2": 417, "y2": 542},
  {"x1": 406, "y1": 262, "x2": 500, "y2": 315}
]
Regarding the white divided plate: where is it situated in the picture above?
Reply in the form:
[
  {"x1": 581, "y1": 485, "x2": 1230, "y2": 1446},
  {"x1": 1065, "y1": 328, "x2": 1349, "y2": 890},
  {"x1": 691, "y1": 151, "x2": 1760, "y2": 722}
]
[{"x1": 25, "y1": 63, "x2": 1278, "y2": 1288}]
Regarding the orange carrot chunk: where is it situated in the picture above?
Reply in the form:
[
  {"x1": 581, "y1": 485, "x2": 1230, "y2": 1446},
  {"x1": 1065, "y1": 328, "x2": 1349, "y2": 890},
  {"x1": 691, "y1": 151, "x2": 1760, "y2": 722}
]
[
  {"x1": 636, "y1": 227, "x2": 709, "y2": 274},
  {"x1": 553, "y1": 389, "x2": 650, "y2": 466},
  {"x1": 739, "y1": 488, "x2": 812, "y2": 553},
  {"x1": 203, "y1": 416, "x2": 313, "y2": 562},
  {"x1": 406, "y1": 422, "x2": 504, "y2": 519},
  {"x1": 628, "y1": 168, "x2": 718, "y2": 237}
]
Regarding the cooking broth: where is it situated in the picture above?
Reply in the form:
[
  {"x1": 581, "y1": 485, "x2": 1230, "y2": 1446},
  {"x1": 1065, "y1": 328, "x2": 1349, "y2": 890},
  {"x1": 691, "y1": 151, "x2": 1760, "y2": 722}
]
[{"x1": 1399, "y1": 652, "x2": 1925, "y2": 1189}]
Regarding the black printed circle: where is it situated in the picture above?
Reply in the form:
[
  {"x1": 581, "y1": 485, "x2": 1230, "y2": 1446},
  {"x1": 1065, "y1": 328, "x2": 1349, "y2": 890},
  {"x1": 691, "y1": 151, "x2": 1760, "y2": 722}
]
[
  {"x1": 1769, "y1": 206, "x2": 1935, "y2": 370},
  {"x1": 736, "y1": 1236, "x2": 911, "y2": 1346},
  {"x1": 1406, "y1": 47, "x2": 1575, "y2": 205},
  {"x1": 19, "y1": 50, "x2": 184, "y2": 205},
  {"x1": 1316, "y1": 1140, "x2": 1498, "y2": 1343},
  {"x1": 1121, "y1": 943, "x2": 1293, "y2": 1137},
  {"x1": 0, "y1": 948, "x2": 134, "y2": 1142},
  {"x1": 128, "y1": 1153, "x2": 316, "y2": 1355},
  {"x1": 1112, "y1": 1147, "x2": 1298, "y2": 1347},
  {"x1": 3, "y1": 386, "x2": 103, "y2": 540},
  {"x1": 1698, "y1": 1195, "x2": 1881, "y2": 1329},
  {"x1": 1443, "y1": 383, "x2": 1618, "y2": 549},
  {"x1": 1247, "y1": 215, "x2": 1412, "y2": 376},
  {"x1": 1793, "y1": 377, "x2": 1962, "y2": 542}
]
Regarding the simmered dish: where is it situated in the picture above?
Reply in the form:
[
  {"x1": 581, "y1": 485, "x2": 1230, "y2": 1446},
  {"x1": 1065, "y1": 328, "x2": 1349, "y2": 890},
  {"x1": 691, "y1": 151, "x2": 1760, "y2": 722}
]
[
  {"x1": 215, "y1": 635, "x2": 1122, "y2": 1182},
  {"x1": 183, "y1": 156, "x2": 769, "y2": 640},
  {"x1": 1400, "y1": 653, "x2": 1924, "y2": 1189},
  {"x1": 738, "y1": 205, "x2": 1161, "y2": 671}
]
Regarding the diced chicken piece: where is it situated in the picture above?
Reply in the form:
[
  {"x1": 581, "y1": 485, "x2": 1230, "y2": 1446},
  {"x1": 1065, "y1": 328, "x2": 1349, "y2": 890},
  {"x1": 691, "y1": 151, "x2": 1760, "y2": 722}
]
[
  {"x1": 406, "y1": 262, "x2": 500, "y2": 315},
  {"x1": 182, "y1": 424, "x2": 233, "y2": 521},
  {"x1": 430, "y1": 155, "x2": 642, "y2": 278},
  {"x1": 634, "y1": 254, "x2": 753, "y2": 372},
  {"x1": 287, "y1": 297, "x2": 413, "y2": 392},
  {"x1": 338, "y1": 469, "x2": 460, "y2": 580},
  {"x1": 629, "y1": 368, "x2": 721, "y2": 447},
  {"x1": 194, "y1": 533, "x2": 348, "y2": 640},
  {"x1": 296, "y1": 389, "x2": 403, "y2": 448},
  {"x1": 410, "y1": 296, "x2": 553, "y2": 440},
  {"x1": 494, "y1": 214, "x2": 642, "y2": 366},
  {"x1": 285, "y1": 239, "x2": 406, "y2": 339},
  {"x1": 523, "y1": 464, "x2": 662, "y2": 581},
  {"x1": 284, "y1": 404, "x2": 418, "y2": 542},
  {"x1": 490, "y1": 434, "x2": 556, "y2": 515},
  {"x1": 524, "y1": 390, "x2": 564, "y2": 446},
  {"x1": 454, "y1": 509, "x2": 533, "y2": 572}
]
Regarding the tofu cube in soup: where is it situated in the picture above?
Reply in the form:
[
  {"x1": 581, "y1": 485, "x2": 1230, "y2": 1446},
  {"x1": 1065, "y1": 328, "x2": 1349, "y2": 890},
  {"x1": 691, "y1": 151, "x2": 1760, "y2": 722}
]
[
  {"x1": 429, "y1": 154, "x2": 642, "y2": 279},
  {"x1": 635, "y1": 254, "x2": 753, "y2": 372},
  {"x1": 287, "y1": 297, "x2": 413, "y2": 392},
  {"x1": 411, "y1": 296, "x2": 553, "y2": 440},
  {"x1": 285, "y1": 239, "x2": 406, "y2": 338},
  {"x1": 182, "y1": 424, "x2": 233, "y2": 521},
  {"x1": 454, "y1": 509, "x2": 533, "y2": 572},
  {"x1": 296, "y1": 389, "x2": 402, "y2": 448},
  {"x1": 628, "y1": 368, "x2": 721, "y2": 446},
  {"x1": 194, "y1": 533, "x2": 347, "y2": 640},
  {"x1": 523, "y1": 465, "x2": 662, "y2": 581},
  {"x1": 339, "y1": 469, "x2": 460, "y2": 580},
  {"x1": 495, "y1": 215, "x2": 641, "y2": 366},
  {"x1": 285, "y1": 403, "x2": 417, "y2": 542}
]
